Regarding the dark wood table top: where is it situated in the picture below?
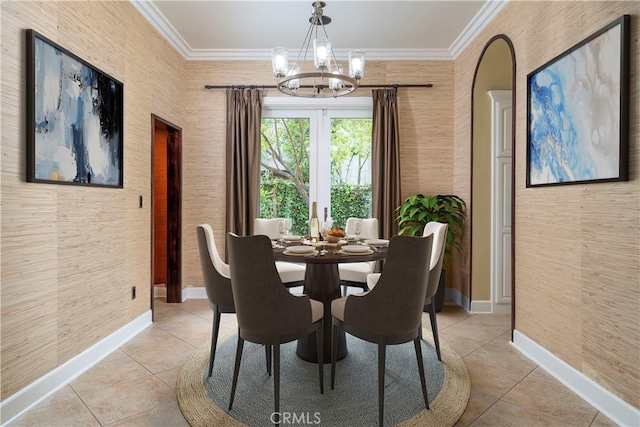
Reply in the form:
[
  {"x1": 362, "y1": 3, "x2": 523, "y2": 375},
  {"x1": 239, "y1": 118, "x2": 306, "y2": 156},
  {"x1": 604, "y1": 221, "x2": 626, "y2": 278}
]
[{"x1": 273, "y1": 243, "x2": 388, "y2": 264}]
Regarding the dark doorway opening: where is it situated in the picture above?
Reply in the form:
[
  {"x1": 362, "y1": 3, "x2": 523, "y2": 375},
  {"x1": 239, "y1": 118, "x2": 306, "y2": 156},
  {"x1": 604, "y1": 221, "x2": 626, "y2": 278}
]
[{"x1": 151, "y1": 114, "x2": 182, "y2": 309}]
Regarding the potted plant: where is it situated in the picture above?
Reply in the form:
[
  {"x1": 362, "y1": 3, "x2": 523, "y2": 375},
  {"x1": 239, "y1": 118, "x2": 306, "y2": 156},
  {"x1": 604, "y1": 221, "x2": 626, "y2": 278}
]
[{"x1": 396, "y1": 194, "x2": 467, "y2": 311}]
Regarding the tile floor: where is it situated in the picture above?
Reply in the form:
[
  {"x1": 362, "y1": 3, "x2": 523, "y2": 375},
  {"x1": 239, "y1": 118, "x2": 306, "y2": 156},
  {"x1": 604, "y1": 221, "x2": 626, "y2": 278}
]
[{"x1": 11, "y1": 298, "x2": 617, "y2": 426}]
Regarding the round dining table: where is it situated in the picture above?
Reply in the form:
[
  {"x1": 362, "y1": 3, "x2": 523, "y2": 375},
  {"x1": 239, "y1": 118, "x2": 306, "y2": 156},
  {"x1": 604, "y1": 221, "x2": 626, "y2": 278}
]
[{"x1": 274, "y1": 242, "x2": 388, "y2": 363}]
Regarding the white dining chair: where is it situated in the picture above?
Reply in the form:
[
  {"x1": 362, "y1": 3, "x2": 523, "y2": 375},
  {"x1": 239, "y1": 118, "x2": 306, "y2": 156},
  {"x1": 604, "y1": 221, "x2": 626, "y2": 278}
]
[
  {"x1": 338, "y1": 217, "x2": 379, "y2": 295},
  {"x1": 254, "y1": 218, "x2": 306, "y2": 288}
]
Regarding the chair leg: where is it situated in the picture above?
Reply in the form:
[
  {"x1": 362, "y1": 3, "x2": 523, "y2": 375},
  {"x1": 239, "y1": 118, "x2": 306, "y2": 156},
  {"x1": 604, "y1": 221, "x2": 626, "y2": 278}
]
[
  {"x1": 378, "y1": 340, "x2": 387, "y2": 427},
  {"x1": 273, "y1": 342, "x2": 280, "y2": 426},
  {"x1": 229, "y1": 333, "x2": 244, "y2": 410},
  {"x1": 427, "y1": 301, "x2": 442, "y2": 361},
  {"x1": 331, "y1": 319, "x2": 338, "y2": 390},
  {"x1": 316, "y1": 324, "x2": 324, "y2": 394},
  {"x1": 414, "y1": 336, "x2": 430, "y2": 410},
  {"x1": 266, "y1": 345, "x2": 272, "y2": 376},
  {"x1": 340, "y1": 282, "x2": 369, "y2": 296},
  {"x1": 208, "y1": 306, "x2": 221, "y2": 377}
]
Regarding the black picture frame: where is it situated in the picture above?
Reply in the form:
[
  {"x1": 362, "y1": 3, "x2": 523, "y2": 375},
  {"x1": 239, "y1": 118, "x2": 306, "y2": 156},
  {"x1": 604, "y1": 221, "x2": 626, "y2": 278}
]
[
  {"x1": 26, "y1": 29, "x2": 124, "y2": 187},
  {"x1": 526, "y1": 15, "x2": 629, "y2": 188}
]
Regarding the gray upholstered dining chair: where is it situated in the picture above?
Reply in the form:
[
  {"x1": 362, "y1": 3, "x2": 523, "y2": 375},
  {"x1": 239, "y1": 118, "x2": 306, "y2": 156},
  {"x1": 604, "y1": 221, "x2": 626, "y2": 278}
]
[
  {"x1": 338, "y1": 217, "x2": 379, "y2": 295},
  {"x1": 197, "y1": 224, "x2": 269, "y2": 378},
  {"x1": 254, "y1": 218, "x2": 306, "y2": 288},
  {"x1": 226, "y1": 233, "x2": 324, "y2": 425},
  {"x1": 331, "y1": 234, "x2": 433, "y2": 427},
  {"x1": 367, "y1": 221, "x2": 448, "y2": 360}
]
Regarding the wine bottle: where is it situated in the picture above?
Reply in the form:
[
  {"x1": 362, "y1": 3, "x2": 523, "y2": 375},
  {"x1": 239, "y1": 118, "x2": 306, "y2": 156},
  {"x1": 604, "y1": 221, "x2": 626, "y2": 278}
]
[{"x1": 309, "y1": 201, "x2": 320, "y2": 242}]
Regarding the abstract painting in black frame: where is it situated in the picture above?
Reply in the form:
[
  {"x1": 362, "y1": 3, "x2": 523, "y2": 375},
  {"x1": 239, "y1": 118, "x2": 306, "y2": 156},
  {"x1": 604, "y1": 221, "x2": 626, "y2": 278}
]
[
  {"x1": 526, "y1": 15, "x2": 630, "y2": 188},
  {"x1": 26, "y1": 29, "x2": 123, "y2": 187}
]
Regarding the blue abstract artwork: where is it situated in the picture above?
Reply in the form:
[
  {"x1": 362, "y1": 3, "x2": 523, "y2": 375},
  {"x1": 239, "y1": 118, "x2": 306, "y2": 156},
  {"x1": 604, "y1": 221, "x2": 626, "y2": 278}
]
[
  {"x1": 29, "y1": 31, "x2": 123, "y2": 187},
  {"x1": 527, "y1": 20, "x2": 626, "y2": 186}
]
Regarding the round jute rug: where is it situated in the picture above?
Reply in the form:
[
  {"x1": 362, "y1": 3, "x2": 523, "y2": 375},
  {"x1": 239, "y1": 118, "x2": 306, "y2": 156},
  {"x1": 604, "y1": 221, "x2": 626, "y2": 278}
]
[{"x1": 177, "y1": 328, "x2": 469, "y2": 427}]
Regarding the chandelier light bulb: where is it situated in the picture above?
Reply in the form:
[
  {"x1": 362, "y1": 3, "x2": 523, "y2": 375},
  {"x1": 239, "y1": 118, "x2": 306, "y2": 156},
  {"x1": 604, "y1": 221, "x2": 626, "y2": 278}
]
[
  {"x1": 329, "y1": 65, "x2": 344, "y2": 91},
  {"x1": 349, "y1": 51, "x2": 365, "y2": 79},
  {"x1": 287, "y1": 66, "x2": 301, "y2": 89},
  {"x1": 271, "y1": 47, "x2": 289, "y2": 77},
  {"x1": 313, "y1": 38, "x2": 331, "y2": 69}
]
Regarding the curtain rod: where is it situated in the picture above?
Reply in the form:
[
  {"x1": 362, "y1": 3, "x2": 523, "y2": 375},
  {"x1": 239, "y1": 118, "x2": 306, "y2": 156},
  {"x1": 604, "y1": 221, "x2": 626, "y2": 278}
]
[{"x1": 204, "y1": 83, "x2": 433, "y2": 90}]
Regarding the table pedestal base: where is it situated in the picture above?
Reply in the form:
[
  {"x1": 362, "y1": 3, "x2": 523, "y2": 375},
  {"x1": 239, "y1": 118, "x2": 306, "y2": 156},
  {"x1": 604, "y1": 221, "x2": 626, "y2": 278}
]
[{"x1": 296, "y1": 263, "x2": 347, "y2": 363}]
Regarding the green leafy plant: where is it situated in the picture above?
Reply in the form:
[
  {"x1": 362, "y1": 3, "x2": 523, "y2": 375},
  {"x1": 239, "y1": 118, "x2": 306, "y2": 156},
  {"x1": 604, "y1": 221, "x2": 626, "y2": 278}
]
[{"x1": 396, "y1": 194, "x2": 467, "y2": 262}]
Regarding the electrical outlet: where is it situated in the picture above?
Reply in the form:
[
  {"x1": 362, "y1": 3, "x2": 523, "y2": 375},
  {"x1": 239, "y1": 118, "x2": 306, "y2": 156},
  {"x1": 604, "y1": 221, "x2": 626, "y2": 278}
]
[{"x1": 131, "y1": 286, "x2": 136, "y2": 300}]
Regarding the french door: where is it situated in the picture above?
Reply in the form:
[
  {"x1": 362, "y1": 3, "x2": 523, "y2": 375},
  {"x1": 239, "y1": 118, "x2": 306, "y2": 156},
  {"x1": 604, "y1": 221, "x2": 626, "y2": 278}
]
[{"x1": 260, "y1": 97, "x2": 373, "y2": 233}]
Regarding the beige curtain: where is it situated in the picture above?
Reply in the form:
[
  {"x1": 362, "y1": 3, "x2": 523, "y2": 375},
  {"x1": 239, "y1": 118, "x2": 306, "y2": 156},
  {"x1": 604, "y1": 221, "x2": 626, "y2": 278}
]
[
  {"x1": 225, "y1": 88, "x2": 263, "y2": 237},
  {"x1": 371, "y1": 87, "x2": 401, "y2": 239}
]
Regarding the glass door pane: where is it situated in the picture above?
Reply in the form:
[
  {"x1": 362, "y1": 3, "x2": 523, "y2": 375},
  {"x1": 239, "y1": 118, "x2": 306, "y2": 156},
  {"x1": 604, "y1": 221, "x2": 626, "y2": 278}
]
[
  {"x1": 259, "y1": 117, "x2": 310, "y2": 236},
  {"x1": 329, "y1": 117, "x2": 372, "y2": 228}
]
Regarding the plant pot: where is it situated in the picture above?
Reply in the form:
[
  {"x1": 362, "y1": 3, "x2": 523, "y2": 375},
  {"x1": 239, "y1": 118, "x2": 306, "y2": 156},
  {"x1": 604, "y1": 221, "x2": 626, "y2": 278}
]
[{"x1": 434, "y1": 269, "x2": 447, "y2": 312}]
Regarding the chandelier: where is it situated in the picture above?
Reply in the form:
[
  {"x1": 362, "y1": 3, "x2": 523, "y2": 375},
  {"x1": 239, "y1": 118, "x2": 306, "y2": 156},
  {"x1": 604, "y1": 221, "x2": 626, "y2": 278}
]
[{"x1": 271, "y1": 1, "x2": 365, "y2": 98}]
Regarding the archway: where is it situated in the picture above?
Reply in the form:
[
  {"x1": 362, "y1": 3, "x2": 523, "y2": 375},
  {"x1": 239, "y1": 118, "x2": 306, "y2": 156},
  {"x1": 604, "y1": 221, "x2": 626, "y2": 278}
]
[{"x1": 470, "y1": 35, "x2": 516, "y2": 334}]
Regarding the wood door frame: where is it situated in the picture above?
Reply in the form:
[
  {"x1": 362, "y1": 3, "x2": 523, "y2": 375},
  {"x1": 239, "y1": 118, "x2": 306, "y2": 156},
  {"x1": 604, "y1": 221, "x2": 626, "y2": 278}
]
[{"x1": 151, "y1": 114, "x2": 183, "y2": 312}]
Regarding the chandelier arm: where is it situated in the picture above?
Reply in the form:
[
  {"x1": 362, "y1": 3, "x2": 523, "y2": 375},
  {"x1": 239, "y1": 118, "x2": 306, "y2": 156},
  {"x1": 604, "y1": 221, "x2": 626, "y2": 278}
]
[
  {"x1": 291, "y1": 21, "x2": 315, "y2": 71},
  {"x1": 318, "y1": 21, "x2": 339, "y2": 70},
  {"x1": 278, "y1": 71, "x2": 356, "y2": 92}
]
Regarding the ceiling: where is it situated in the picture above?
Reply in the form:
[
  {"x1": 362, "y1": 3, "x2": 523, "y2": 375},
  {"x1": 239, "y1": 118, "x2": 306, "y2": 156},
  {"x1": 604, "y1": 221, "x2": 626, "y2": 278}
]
[{"x1": 131, "y1": 1, "x2": 507, "y2": 61}]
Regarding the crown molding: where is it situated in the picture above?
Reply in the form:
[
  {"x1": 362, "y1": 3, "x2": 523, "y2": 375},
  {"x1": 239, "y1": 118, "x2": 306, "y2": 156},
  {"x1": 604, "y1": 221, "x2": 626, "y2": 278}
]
[
  {"x1": 449, "y1": 0, "x2": 509, "y2": 59},
  {"x1": 129, "y1": 0, "x2": 191, "y2": 58},
  {"x1": 130, "y1": 0, "x2": 505, "y2": 62},
  {"x1": 188, "y1": 48, "x2": 453, "y2": 61}
]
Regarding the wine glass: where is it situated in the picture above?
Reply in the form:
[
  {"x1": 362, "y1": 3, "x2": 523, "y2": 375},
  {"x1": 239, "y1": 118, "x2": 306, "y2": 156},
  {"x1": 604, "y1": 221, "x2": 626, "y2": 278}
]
[
  {"x1": 320, "y1": 221, "x2": 330, "y2": 249},
  {"x1": 278, "y1": 220, "x2": 286, "y2": 244},
  {"x1": 353, "y1": 219, "x2": 363, "y2": 244},
  {"x1": 284, "y1": 218, "x2": 293, "y2": 237}
]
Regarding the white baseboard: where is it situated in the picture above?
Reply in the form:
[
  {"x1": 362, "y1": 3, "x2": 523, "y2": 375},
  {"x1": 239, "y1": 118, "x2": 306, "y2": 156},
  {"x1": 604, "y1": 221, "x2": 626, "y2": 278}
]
[
  {"x1": 491, "y1": 302, "x2": 512, "y2": 314},
  {"x1": 155, "y1": 286, "x2": 298, "y2": 302},
  {"x1": 469, "y1": 299, "x2": 512, "y2": 314},
  {"x1": 0, "y1": 310, "x2": 152, "y2": 426},
  {"x1": 470, "y1": 299, "x2": 492, "y2": 313},
  {"x1": 153, "y1": 285, "x2": 166, "y2": 298},
  {"x1": 447, "y1": 290, "x2": 511, "y2": 315},
  {"x1": 512, "y1": 330, "x2": 640, "y2": 427},
  {"x1": 446, "y1": 287, "x2": 470, "y2": 312},
  {"x1": 182, "y1": 286, "x2": 207, "y2": 300},
  {"x1": 153, "y1": 286, "x2": 207, "y2": 300}
]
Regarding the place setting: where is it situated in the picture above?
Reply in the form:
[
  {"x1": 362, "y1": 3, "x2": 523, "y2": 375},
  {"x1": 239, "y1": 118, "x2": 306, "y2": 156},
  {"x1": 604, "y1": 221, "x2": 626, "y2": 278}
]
[
  {"x1": 338, "y1": 244, "x2": 374, "y2": 256},
  {"x1": 281, "y1": 234, "x2": 303, "y2": 243},
  {"x1": 363, "y1": 238, "x2": 390, "y2": 247},
  {"x1": 282, "y1": 245, "x2": 318, "y2": 257}
]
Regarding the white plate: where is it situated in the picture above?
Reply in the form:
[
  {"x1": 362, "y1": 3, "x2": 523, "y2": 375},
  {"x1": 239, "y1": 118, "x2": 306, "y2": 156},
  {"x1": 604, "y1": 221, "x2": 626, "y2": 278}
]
[
  {"x1": 341, "y1": 245, "x2": 371, "y2": 253},
  {"x1": 364, "y1": 239, "x2": 389, "y2": 247},
  {"x1": 305, "y1": 240, "x2": 347, "y2": 247},
  {"x1": 285, "y1": 245, "x2": 315, "y2": 254},
  {"x1": 283, "y1": 249, "x2": 318, "y2": 257},
  {"x1": 338, "y1": 249, "x2": 374, "y2": 256},
  {"x1": 283, "y1": 235, "x2": 302, "y2": 241}
]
